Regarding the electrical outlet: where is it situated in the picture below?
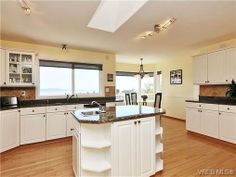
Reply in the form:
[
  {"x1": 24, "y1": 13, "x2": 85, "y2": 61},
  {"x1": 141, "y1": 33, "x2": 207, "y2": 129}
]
[{"x1": 21, "y1": 91, "x2": 26, "y2": 96}]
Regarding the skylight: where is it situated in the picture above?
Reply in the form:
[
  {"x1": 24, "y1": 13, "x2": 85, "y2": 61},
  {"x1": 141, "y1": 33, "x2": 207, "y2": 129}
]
[{"x1": 88, "y1": 0, "x2": 149, "y2": 32}]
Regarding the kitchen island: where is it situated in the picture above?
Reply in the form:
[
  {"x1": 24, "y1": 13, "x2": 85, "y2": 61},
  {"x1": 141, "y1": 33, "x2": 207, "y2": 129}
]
[{"x1": 71, "y1": 105, "x2": 165, "y2": 177}]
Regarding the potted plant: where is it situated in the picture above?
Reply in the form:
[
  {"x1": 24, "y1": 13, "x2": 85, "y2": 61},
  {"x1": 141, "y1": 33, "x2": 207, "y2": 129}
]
[
  {"x1": 226, "y1": 80, "x2": 236, "y2": 99},
  {"x1": 141, "y1": 95, "x2": 148, "y2": 102}
]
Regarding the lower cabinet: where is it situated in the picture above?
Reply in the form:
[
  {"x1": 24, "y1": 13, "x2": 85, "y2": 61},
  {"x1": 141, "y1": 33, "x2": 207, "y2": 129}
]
[
  {"x1": 219, "y1": 112, "x2": 236, "y2": 144},
  {"x1": 46, "y1": 112, "x2": 67, "y2": 140},
  {"x1": 186, "y1": 108, "x2": 201, "y2": 133},
  {"x1": 112, "y1": 117, "x2": 155, "y2": 177},
  {"x1": 0, "y1": 110, "x2": 20, "y2": 153},
  {"x1": 21, "y1": 114, "x2": 46, "y2": 145},
  {"x1": 67, "y1": 112, "x2": 75, "y2": 136},
  {"x1": 186, "y1": 103, "x2": 236, "y2": 144},
  {"x1": 201, "y1": 110, "x2": 219, "y2": 138}
]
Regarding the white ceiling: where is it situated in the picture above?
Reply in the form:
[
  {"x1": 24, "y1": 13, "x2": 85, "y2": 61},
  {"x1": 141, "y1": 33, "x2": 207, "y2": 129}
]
[{"x1": 1, "y1": 0, "x2": 236, "y2": 64}]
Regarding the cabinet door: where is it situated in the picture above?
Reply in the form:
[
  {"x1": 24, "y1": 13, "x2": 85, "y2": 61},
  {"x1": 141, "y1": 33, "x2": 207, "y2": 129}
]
[
  {"x1": 112, "y1": 120, "x2": 136, "y2": 177},
  {"x1": 21, "y1": 114, "x2": 46, "y2": 145},
  {"x1": 67, "y1": 112, "x2": 74, "y2": 136},
  {"x1": 0, "y1": 110, "x2": 20, "y2": 153},
  {"x1": 219, "y1": 112, "x2": 236, "y2": 144},
  {"x1": 186, "y1": 108, "x2": 201, "y2": 133},
  {"x1": 0, "y1": 49, "x2": 6, "y2": 86},
  {"x1": 225, "y1": 47, "x2": 236, "y2": 83},
  {"x1": 201, "y1": 110, "x2": 219, "y2": 138},
  {"x1": 138, "y1": 118, "x2": 155, "y2": 177},
  {"x1": 72, "y1": 130, "x2": 80, "y2": 177},
  {"x1": 192, "y1": 54, "x2": 208, "y2": 84},
  {"x1": 46, "y1": 112, "x2": 67, "y2": 140},
  {"x1": 208, "y1": 50, "x2": 225, "y2": 84}
]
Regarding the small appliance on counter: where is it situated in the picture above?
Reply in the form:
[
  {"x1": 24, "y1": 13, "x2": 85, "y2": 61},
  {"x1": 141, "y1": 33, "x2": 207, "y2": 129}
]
[{"x1": 0, "y1": 96, "x2": 18, "y2": 108}]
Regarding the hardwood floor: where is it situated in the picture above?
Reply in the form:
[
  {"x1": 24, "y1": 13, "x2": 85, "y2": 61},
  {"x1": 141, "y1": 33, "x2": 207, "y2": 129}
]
[{"x1": 1, "y1": 117, "x2": 235, "y2": 177}]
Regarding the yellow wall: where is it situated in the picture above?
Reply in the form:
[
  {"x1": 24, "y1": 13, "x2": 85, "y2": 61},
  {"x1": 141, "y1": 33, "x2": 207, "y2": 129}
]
[
  {"x1": 116, "y1": 63, "x2": 155, "y2": 72},
  {"x1": 0, "y1": 40, "x2": 116, "y2": 89},
  {"x1": 117, "y1": 38, "x2": 236, "y2": 120}
]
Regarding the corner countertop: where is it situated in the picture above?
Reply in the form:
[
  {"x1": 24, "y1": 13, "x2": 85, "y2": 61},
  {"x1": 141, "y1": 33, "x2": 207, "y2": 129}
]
[
  {"x1": 186, "y1": 96, "x2": 236, "y2": 106},
  {"x1": 71, "y1": 105, "x2": 166, "y2": 124}
]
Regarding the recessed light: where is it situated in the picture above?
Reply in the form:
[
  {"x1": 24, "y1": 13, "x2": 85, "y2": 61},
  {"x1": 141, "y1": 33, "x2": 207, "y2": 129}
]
[{"x1": 88, "y1": 0, "x2": 149, "y2": 32}]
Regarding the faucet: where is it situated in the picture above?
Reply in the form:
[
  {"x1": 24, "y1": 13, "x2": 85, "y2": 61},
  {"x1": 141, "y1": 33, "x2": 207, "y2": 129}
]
[
  {"x1": 66, "y1": 94, "x2": 75, "y2": 102},
  {"x1": 91, "y1": 101, "x2": 106, "y2": 113}
]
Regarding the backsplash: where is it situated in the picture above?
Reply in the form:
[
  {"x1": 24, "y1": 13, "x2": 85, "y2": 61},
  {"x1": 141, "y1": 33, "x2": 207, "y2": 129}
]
[
  {"x1": 0, "y1": 86, "x2": 115, "y2": 100},
  {"x1": 200, "y1": 85, "x2": 229, "y2": 97},
  {"x1": 0, "y1": 87, "x2": 36, "y2": 100}
]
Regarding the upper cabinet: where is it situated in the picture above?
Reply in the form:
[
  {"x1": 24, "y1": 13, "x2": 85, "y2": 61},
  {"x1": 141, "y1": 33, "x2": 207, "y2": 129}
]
[
  {"x1": 193, "y1": 54, "x2": 208, "y2": 84},
  {"x1": 5, "y1": 50, "x2": 36, "y2": 87},
  {"x1": 193, "y1": 47, "x2": 236, "y2": 85}
]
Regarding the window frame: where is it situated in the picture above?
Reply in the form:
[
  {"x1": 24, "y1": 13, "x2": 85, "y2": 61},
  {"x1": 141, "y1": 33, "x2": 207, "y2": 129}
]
[
  {"x1": 36, "y1": 59, "x2": 104, "y2": 99},
  {"x1": 116, "y1": 71, "x2": 158, "y2": 102}
]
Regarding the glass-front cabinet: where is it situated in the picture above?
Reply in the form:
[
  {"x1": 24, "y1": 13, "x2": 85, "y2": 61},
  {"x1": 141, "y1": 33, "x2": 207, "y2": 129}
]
[{"x1": 6, "y1": 50, "x2": 35, "y2": 86}]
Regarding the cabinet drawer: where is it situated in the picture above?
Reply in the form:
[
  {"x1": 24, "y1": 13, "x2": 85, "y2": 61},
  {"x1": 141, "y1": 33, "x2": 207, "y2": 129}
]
[
  {"x1": 46, "y1": 106, "x2": 66, "y2": 113},
  {"x1": 186, "y1": 102, "x2": 202, "y2": 108},
  {"x1": 219, "y1": 105, "x2": 236, "y2": 113},
  {"x1": 201, "y1": 104, "x2": 218, "y2": 111},
  {"x1": 66, "y1": 104, "x2": 84, "y2": 111},
  {"x1": 20, "y1": 107, "x2": 46, "y2": 115}
]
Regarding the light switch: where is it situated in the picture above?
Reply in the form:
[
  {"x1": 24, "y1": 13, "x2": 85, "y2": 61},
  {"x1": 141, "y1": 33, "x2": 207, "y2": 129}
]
[{"x1": 105, "y1": 87, "x2": 110, "y2": 93}]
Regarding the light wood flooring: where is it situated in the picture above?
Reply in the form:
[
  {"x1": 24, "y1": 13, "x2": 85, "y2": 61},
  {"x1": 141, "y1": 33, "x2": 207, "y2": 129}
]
[{"x1": 1, "y1": 117, "x2": 236, "y2": 177}]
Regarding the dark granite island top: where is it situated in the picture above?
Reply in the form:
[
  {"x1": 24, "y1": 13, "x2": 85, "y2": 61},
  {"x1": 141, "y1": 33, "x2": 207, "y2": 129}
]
[{"x1": 72, "y1": 105, "x2": 166, "y2": 124}]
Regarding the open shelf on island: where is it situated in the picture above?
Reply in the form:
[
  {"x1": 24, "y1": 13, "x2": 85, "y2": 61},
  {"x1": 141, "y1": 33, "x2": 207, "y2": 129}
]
[
  {"x1": 81, "y1": 161, "x2": 111, "y2": 173},
  {"x1": 81, "y1": 140, "x2": 111, "y2": 149},
  {"x1": 155, "y1": 143, "x2": 163, "y2": 154},
  {"x1": 155, "y1": 159, "x2": 163, "y2": 172},
  {"x1": 155, "y1": 127, "x2": 163, "y2": 135}
]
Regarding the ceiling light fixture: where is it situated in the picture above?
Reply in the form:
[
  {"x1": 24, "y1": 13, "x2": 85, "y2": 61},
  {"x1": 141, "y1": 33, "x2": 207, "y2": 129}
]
[
  {"x1": 138, "y1": 58, "x2": 145, "y2": 79},
  {"x1": 19, "y1": 0, "x2": 31, "y2": 15},
  {"x1": 88, "y1": 0, "x2": 149, "y2": 32},
  {"x1": 139, "y1": 17, "x2": 176, "y2": 39}
]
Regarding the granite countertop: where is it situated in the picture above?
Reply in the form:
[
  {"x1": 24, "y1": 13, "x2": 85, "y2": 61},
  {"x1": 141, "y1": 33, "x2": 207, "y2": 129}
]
[
  {"x1": 186, "y1": 96, "x2": 236, "y2": 105},
  {"x1": 0, "y1": 96, "x2": 116, "y2": 111},
  {"x1": 72, "y1": 105, "x2": 166, "y2": 124}
]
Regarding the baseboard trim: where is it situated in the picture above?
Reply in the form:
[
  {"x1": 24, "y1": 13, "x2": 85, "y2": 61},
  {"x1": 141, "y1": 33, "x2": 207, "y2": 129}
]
[{"x1": 162, "y1": 115, "x2": 186, "y2": 122}]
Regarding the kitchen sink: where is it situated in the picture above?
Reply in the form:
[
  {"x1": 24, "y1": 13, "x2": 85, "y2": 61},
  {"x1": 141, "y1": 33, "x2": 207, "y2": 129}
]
[{"x1": 81, "y1": 111, "x2": 101, "y2": 116}]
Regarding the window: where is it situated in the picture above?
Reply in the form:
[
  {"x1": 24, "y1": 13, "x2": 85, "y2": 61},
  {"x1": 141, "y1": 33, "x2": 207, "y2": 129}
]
[
  {"x1": 116, "y1": 72, "x2": 139, "y2": 100},
  {"x1": 39, "y1": 60, "x2": 102, "y2": 97},
  {"x1": 116, "y1": 71, "x2": 157, "y2": 102},
  {"x1": 40, "y1": 67, "x2": 72, "y2": 96},
  {"x1": 74, "y1": 69, "x2": 100, "y2": 94},
  {"x1": 141, "y1": 73, "x2": 155, "y2": 101}
]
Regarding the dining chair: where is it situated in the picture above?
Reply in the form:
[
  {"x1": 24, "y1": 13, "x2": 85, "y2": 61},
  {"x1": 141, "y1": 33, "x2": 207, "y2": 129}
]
[
  {"x1": 125, "y1": 93, "x2": 131, "y2": 105},
  {"x1": 154, "y1": 92, "x2": 162, "y2": 108},
  {"x1": 131, "y1": 92, "x2": 138, "y2": 105}
]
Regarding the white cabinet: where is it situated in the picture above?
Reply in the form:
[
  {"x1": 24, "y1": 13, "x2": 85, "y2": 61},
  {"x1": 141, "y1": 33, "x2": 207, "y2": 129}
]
[
  {"x1": 112, "y1": 118, "x2": 155, "y2": 177},
  {"x1": 6, "y1": 50, "x2": 35, "y2": 86},
  {"x1": 201, "y1": 110, "x2": 219, "y2": 138},
  {"x1": 225, "y1": 47, "x2": 236, "y2": 82},
  {"x1": 20, "y1": 114, "x2": 46, "y2": 145},
  {"x1": 219, "y1": 112, "x2": 236, "y2": 144},
  {"x1": 192, "y1": 47, "x2": 236, "y2": 85},
  {"x1": 193, "y1": 54, "x2": 208, "y2": 84},
  {"x1": 0, "y1": 49, "x2": 6, "y2": 86},
  {"x1": 46, "y1": 112, "x2": 67, "y2": 140},
  {"x1": 0, "y1": 110, "x2": 20, "y2": 153},
  {"x1": 138, "y1": 118, "x2": 155, "y2": 177},
  {"x1": 186, "y1": 108, "x2": 202, "y2": 133},
  {"x1": 186, "y1": 103, "x2": 236, "y2": 144},
  {"x1": 72, "y1": 128, "x2": 80, "y2": 177},
  {"x1": 207, "y1": 50, "x2": 225, "y2": 84},
  {"x1": 112, "y1": 120, "x2": 135, "y2": 176}
]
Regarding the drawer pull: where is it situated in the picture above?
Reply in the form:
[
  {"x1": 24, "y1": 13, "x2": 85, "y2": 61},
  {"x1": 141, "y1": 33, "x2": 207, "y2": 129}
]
[
  {"x1": 219, "y1": 113, "x2": 221, "y2": 115},
  {"x1": 55, "y1": 108, "x2": 58, "y2": 110},
  {"x1": 43, "y1": 115, "x2": 46, "y2": 117},
  {"x1": 32, "y1": 110, "x2": 35, "y2": 112},
  {"x1": 70, "y1": 128, "x2": 74, "y2": 131},
  {"x1": 227, "y1": 108, "x2": 230, "y2": 110},
  {"x1": 134, "y1": 121, "x2": 137, "y2": 125},
  {"x1": 138, "y1": 120, "x2": 141, "y2": 124}
]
